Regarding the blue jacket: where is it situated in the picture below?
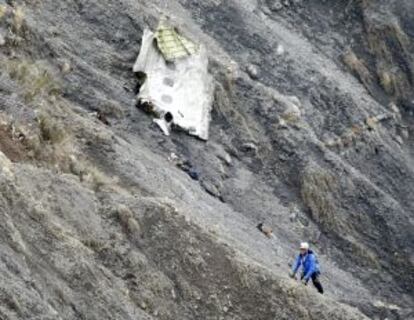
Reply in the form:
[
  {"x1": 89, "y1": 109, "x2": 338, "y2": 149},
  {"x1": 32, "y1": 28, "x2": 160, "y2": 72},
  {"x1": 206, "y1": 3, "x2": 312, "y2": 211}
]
[{"x1": 291, "y1": 250, "x2": 320, "y2": 281}]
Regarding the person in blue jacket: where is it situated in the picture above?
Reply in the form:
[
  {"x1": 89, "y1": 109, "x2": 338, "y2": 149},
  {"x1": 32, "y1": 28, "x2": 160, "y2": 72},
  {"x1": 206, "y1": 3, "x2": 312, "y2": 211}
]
[{"x1": 289, "y1": 242, "x2": 324, "y2": 294}]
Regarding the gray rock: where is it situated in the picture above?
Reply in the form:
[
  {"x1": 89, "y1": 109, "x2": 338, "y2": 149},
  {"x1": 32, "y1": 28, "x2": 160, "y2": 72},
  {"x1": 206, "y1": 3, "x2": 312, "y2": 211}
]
[{"x1": 201, "y1": 179, "x2": 221, "y2": 198}]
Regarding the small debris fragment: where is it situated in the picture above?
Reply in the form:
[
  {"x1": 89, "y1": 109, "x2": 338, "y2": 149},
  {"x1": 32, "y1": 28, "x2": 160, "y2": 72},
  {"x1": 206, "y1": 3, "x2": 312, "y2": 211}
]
[
  {"x1": 373, "y1": 300, "x2": 401, "y2": 311},
  {"x1": 0, "y1": 33, "x2": 5, "y2": 46},
  {"x1": 276, "y1": 44, "x2": 285, "y2": 55},
  {"x1": 154, "y1": 111, "x2": 174, "y2": 136},
  {"x1": 60, "y1": 61, "x2": 72, "y2": 74},
  {"x1": 153, "y1": 118, "x2": 171, "y2": 136},
  {"x1": 375, "y1": 113, "x2": 391, "y2": 122},
  {"x1": 168, "y1": 152, "x2": 179, "y2": 162},
  {"x1": 282, "y1": 97, "x2": 301, "y2": 120},
  {"x1": 289, "y1": 211, "x2": 298, "y2": 222},
  {"x1": 389, "y1": 103, "x2": 399, "y2": 114},
  {"x1": 400, "y1": 127, "x2": 409, "y2": 139},
  {"x1": 278, "y1": 117, "x2": 289, "y2": 129},
  {"x1": 97, "y1": 111, "x2": 111, "y2": 126},
  {"x1": 241, "y1": 142, "x2": 258, "y2": 153},
  {"x1": 122, "y1": 84, "x2": 131, "y2": 92},
  {"x1": 282, "y1": 0, "x2": 290, "y2": 7},
  {"x1": 187, "y1": 168, "x2": 200, "y2": 180},
  {"x1": 201, "y1": 179, "x2": 221, "y2": 198},
  {"x1": 15, "y1": 131, "x2": 25, "y2": 142},
  {"x1": 176, "y1": 160, "x2": 200, "y2": 181},
  {"x1": 278, "y1": 153, "x2": 288, "y2": 162},
  {"x1": 365, "y1": 117, "x2": 378, "y2": 130},
  {"x1": 222, "y1": 153, "x2": 232, "y2": 165},
  {"x1": 217, "y1": 150, "x2": 232, "y2": 166},
  {"x1": 257, "y1": 223, "x2": 273, "y2": 238},
  {"x1": 246, "y1": 64, "x2": 259, "y2": 80},
  {"x1": 267, "y1": 0, "x2": 283, "y2": 11}
]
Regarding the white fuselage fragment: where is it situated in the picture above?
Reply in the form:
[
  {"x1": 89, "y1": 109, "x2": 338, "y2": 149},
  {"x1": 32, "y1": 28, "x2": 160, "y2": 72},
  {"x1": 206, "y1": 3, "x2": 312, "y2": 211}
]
[{"x1": 133, "y1": 29, "x2": 214, "y2": 140}]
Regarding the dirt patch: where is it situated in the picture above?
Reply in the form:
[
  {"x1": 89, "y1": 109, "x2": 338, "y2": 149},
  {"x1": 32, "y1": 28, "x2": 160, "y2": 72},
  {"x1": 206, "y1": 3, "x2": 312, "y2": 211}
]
[{"x1": 0, "y1": 125, "x2": 27, "y2": 162}]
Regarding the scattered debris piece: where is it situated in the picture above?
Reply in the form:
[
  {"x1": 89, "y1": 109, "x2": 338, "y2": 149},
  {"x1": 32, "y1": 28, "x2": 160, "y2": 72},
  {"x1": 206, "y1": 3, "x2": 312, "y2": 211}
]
[
  {"x1": 399, "y1": 126, "x2": 409, "y2": 139},
  {"x1": 375, "y1": 113, "x2": 390, "y2": 121},
  {"x1": 267, "y1": 0, "x2": 283, "y2": 12},
  {"x1": 60, "y1": 61, "x2": 72, "y2": 74},
  {"x1": 365, "y1": 116, "x2": 378, "y2": 130},
  {"x1": 153, "y1": 111, "x2": 173, "y2": 136},
  {"x1": 246, "y1": 64, "x2": 259, "y2": 80},
  {"x1": 0, "y1": 33, "x2": 5, "y2": 46},
  {"x1": 217, "y1": 151, "x2": 232, "y2": 166},
  {"x1": 257, "y1": 222, "x2": 273, "y2": 238},
  {"x1": 97, "y1": 111, "x2": 111, "y2": 126},
  {"x1": 179, "y1": 162, "x2": 200, "y2": 181},
  {"x1": 241, "y1": 142, "x2": 258, "y2": 153},
  {"x1": 168, "y1": 152, "x2": 179, "y2": 162},
  {"x1": 365, "y1": 114, "x2": 391, "y2": 130},
  {"x1": 281, "y1": 97, "x2": 301, "y2": 122},
  {"x1": 389, "y1": 103, "x2": 399, "y2": 114},
  {"x1": 373, "y1": 300, "x2": 401, "y2": 311},
  {"x1": 276, "y1": 44, "x2": 285, "y2": 55},
  {"x1": 122, "y1": 84, "x2": 131, "y2": 92},
  {"x1": 201, "y1": 179, "x2": 221, "y2": 198},
  {"x1": 168, "y1": 153, "x2": 200, "y2": 181}
]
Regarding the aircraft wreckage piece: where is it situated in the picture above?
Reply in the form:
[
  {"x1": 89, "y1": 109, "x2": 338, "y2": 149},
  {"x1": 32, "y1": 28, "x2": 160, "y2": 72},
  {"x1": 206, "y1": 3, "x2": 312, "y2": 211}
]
[{"x1": 133, "y1": 19, "x2": 214, "y2": 140}]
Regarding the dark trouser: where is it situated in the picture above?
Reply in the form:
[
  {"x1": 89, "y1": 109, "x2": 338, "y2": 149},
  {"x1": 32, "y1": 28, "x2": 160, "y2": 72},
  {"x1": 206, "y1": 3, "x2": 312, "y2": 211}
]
[
  {"x1": 311, "y1": 272, "x2": 324, "y2": 294},
  {"x1": 302, "y1": 272, "x2": 324, "y2": 294}
]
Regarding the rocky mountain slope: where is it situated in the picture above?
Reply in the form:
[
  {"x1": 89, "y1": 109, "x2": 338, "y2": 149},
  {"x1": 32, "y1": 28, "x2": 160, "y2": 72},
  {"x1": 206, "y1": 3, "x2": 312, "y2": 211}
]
[{"x1": 0, "y1": 0, "x2": 413, "y2": 319}]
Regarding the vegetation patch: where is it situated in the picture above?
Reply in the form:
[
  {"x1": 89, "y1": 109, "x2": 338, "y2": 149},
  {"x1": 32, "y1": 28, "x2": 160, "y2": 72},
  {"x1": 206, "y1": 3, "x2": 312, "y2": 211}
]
[
  {"x1": 343, "y1": 49, "x2": 373, "y2": 90},
  {"x1": 363, "y1": 15, "x2": 413, "y2": 102},
  {"x1": 2, "y1": 59, "x2": 61, "y2": 103},
  {"x1": 36, "y1": 112, "x2": 67, "y2": 144},
  {"x1": 301, "y1": 164, "x2": 344, "y2": 233},
  {"x1": 0, "y1": 5, "x2": 8, "y2": 19},
  {"x1": 0, "y1": 4, "x2": 30, "y2": 46}
]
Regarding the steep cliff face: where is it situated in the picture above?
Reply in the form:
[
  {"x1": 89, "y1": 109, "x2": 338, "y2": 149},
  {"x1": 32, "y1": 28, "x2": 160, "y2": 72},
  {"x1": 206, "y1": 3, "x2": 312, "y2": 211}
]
[{"x1": 0, "y1": 0, "x2": 413, "y2": 319}]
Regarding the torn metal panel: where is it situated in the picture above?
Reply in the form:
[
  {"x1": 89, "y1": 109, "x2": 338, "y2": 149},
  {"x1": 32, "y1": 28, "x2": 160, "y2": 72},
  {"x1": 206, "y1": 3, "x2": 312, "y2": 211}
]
[{"x1": 155, "y1": 21, "x2": 199, "y2": 62}]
